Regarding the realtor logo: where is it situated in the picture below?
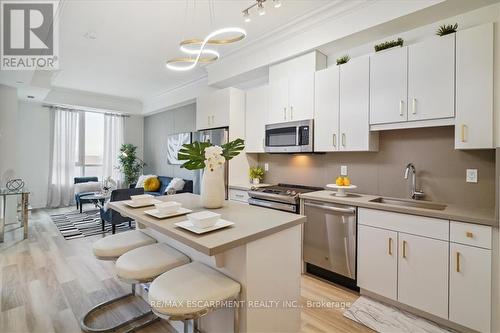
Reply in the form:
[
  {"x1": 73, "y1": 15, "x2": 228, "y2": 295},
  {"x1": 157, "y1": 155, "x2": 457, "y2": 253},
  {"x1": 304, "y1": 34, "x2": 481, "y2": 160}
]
[{"x1": 1, "y1": 0, "x2": 59, "y2": 70}]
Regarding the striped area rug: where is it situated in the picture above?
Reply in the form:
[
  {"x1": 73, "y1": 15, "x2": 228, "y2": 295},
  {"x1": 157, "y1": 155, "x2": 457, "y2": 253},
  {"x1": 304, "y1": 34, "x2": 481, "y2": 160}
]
[{"x1": 50, "y1": 209, "x2": 135, "y2": 240}]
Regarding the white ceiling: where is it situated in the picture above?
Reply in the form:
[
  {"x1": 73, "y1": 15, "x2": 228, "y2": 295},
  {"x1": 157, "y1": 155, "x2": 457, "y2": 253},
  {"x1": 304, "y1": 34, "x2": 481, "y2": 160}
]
[{"x1": 50, "y1": 0, "x2": 333, "y2": 101}]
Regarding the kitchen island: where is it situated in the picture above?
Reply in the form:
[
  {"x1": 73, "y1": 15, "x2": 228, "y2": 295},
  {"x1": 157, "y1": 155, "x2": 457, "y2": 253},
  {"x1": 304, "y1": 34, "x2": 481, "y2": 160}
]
[{"x1": 108, "y1": 193, "x2": 305, "y2": 333}]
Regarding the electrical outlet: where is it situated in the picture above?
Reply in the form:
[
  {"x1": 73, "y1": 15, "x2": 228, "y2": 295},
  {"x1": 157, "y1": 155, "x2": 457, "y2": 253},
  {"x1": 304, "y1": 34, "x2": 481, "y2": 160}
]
[
  {"x1": 466, "y1": 169, "x2": 478, "y2": 183},
  {"x1": 341, "y1": 165, "x2": 348, "y2": 176},
  {"x1": 264, "y1": 163, "x2": 269, "y2": 172}
]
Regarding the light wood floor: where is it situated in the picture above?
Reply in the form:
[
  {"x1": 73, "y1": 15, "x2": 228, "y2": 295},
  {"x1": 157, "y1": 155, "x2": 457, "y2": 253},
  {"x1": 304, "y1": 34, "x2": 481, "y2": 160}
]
[{"x1": 0, "y1": 207, "x2": 372, "y2": 333}]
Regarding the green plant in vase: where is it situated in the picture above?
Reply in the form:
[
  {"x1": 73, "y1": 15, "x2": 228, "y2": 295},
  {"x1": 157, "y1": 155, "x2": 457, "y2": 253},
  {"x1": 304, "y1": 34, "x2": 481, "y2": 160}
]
[
  {"x1": 178, "y1": 139, "x2": 244, "y2": 208},
  {"x1": 117, "y1": 144, "x2": 145, "y2": 186},
  {"x1": 436, "y1": 23, "x2": 458, "y2": 36},
  {"x1": 249, "y1": 166, "x2": 265, "y2": 185}
]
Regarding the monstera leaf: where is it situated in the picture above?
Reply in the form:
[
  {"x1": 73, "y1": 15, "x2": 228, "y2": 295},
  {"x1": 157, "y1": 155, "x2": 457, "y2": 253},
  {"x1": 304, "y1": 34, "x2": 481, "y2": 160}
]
[
  {"x1": 178, "y1": 141, "x2": 212, "y2": 170},
  {"x1": 222, "y1": 139, "x2": 245, "y2": 161}
]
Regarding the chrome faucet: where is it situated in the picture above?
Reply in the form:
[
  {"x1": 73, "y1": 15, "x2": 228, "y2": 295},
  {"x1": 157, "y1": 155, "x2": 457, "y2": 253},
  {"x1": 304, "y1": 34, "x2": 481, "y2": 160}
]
[{"x1": 404, "y1": 163, "x2": 424, "y2": 200}]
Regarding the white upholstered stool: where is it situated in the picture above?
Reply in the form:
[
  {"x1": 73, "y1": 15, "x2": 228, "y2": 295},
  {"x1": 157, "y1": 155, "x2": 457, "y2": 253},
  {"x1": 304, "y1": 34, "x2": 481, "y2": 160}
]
[
  {"x1": 92, "y1": 230, "x2": 157, "y2": 260},
  {"x1": 81, "y1": 232, "x2": 190, "y2": 333},
  {"x1": 149, "y1": 261, "x2": 241, "y2": 333}
]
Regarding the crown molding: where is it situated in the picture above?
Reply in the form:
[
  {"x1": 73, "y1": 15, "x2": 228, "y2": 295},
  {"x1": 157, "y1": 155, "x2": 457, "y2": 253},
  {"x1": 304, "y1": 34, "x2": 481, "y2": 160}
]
[{"x1": 207, "y1": 0, "x2": 444, "y2": 85}]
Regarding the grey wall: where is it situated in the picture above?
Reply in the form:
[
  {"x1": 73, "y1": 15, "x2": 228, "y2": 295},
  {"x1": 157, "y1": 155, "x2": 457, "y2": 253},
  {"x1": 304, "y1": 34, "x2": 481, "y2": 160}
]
[
  {"x1": 258, "y1": 127, "x2": 496, "y2": 209},
  {"x1": 143, "y1": 104, "x2": 197, "y2": 185}
]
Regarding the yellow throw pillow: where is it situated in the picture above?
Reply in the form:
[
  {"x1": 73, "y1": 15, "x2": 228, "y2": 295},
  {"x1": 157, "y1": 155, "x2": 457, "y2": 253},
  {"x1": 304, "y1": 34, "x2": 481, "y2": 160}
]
[{"x1": 143, "y1": 177, "x2": 160, "y2": 192}]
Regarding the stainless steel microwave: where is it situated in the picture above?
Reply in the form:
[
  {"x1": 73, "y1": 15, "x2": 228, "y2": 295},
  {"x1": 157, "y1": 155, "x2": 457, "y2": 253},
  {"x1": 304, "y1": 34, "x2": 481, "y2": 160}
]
[{"x1": 265, "y1": 119, "x2": 313, "y2": 153}]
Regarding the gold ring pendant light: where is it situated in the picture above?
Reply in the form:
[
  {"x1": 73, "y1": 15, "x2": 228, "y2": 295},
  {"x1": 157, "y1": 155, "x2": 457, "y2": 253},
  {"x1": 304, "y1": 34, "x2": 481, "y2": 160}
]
[{"x1": 166, "y1": 1, "x2": 246, "y2": 71}]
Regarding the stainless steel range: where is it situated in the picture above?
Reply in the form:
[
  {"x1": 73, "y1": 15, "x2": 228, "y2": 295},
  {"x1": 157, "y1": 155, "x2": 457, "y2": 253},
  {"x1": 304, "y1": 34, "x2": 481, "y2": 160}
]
[{"x1": 248, "y1": 184, "x2": 323, "y2": 214}]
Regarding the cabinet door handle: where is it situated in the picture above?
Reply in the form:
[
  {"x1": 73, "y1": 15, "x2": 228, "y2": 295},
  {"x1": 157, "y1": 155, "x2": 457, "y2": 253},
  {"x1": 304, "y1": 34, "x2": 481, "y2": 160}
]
[
  {"x1": 466, "y1": 231, "x2": 473, "y2": 238},
  {"x1": 461, "y1": 124, "x2": 467, "y2": 143},
  {"x1": 211, "y1": 115, "x2": 215, "y2": 125},
  {"x1": 208, "y1": 116, "x2": 211, "y2": 126},
  {"x1": 402, "y1": 240, "x2": 407, "y2": 258},
  {"x1": 388, "y1": 237, "x2": 393, "y2": 255},
  {"x1": 341, "y1": 133, "x2": 346, "y2": 147},
  {"x1": 412, "y1": 98, "x2": 417, "y2": 115},
  {"x1": 399, "y1": 100, "x2": 404, "y2": 116},
  {"x1": 290, "y1": 106, "x2": 294, "y2": 120},
  {"x1": 283, "y1": 107, "x2": 287, "y2": 120},
  {"x1": 333, "y1": 133, "x2": 337, "y2": 148},
  {"x1": 456, "y1": 252, "x2": 460, "y2": 272}
]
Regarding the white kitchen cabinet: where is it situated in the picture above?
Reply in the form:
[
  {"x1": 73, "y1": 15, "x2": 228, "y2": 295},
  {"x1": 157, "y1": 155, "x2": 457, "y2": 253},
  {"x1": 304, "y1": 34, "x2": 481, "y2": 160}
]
[
  {"x1": 196, "y1": 88, "x2": 232, "y2": 130},
  {"x1": 408, "y1": 34, "x2": 455, "y2": 122},
  {"x1": 288, "y1": 72, "x2": 315, "y2": 121},
  {"x1": 449, "y1": 243, "x2": 491, "y2": 332},
  {"x1": 245, "y1": 86, "x2": 268, "y2": 153},
  {"x1": 370, "y1": 47, "x2": 408, "y2": 124},
  {"x1": 357, "y1": 225, "x2": 398, "y2": 300},
  {"x1": 339, "y1": 56, "x2": 378, "y2": 151},
  {"x1": 455, "y1": 23, "x2": 494, "y2": 149},
  {"x1": 268, "y1": 79, "x2": 289, "y2": 124},
  {"x1": 314, "y1": 66, "x2": 339, "y2": 152},
  {"x1": 268, "y1": 51, "x2": 326, "y2": 124},
  {"x1": 398, "y1": 233, "x2": 448, "y2": 319}
]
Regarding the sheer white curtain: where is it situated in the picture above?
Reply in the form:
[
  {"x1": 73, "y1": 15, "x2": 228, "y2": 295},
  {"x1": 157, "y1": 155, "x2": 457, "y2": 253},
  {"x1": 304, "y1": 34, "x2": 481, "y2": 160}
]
[
  {"x1": 47, "y1": 108, "x2": 79, "y2": 207},
  {"x1": 102, "y1": 114, "x2": 124, "y2": 186}
]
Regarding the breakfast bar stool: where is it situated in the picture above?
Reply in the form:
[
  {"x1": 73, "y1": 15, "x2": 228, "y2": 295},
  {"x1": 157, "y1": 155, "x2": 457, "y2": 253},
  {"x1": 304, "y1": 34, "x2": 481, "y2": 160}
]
[
  {"x1": 81, "y1": 232, "x2": 190, "y2": 332},
  {"x1": 148, "y1": 261, "x2": 241, "y2": 333}
]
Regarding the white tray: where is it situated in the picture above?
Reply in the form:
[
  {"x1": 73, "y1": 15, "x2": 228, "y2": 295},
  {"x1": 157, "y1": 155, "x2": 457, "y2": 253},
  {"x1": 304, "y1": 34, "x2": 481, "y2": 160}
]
[
  {"x1": 123, "y1": 199, "x2": 162, "y2": 208},
  {"x1": 144, "y1": 207, "x2": 193, "y2": 219},
  {"x1": 174, "y1": 219, "x2": 234, "y2": 234},
  {"x1": 325, "y1": 184, "x2": 357, "y2": 197}
]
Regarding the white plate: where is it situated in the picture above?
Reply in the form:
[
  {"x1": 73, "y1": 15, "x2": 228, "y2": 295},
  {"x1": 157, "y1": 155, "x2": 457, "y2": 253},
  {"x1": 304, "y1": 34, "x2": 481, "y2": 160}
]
[
  {"x1": 325, "y1": 184, "x2": 358, "y2": 190},
  {"x1": 174, "y1": 219, "x2": 234, "y2": 234},
  {"x1": 325, "y1": 184, "x2": 357, "y2": 197},
  {"x1": 123, "y1": 199, "x2": 162, "y2": 208},
  {"x1": 144, "y1": 207, "x2": 193, "y2": 219}
]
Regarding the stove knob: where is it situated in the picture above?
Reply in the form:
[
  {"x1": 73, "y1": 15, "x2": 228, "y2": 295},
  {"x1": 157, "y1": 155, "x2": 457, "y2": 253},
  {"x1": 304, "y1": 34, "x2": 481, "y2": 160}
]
[
  {"x1": 291, "y1": 191, "x2": 297, "y2": 196},
  {"x1": 286, "y1": 190, "x2": 291, "y2": 195}
]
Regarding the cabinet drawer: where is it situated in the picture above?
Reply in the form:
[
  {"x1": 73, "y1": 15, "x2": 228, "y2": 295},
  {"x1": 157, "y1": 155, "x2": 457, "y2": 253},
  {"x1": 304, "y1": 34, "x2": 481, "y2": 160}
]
[
  {"x1": 450, "y1": 221, "x2": 491, "y2": 249},
  {"x1": 358, "y1": 208, "x2": 449, "y2": 241},
  {"x1": 228, "y1": 189, "x2": 249, "y2": 203}
]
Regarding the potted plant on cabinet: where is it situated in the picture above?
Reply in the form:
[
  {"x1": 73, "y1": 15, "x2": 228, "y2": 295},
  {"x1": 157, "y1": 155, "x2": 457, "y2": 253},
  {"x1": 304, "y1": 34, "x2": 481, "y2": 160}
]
[
  {"x1": 249, "y1": 166, "x2": 265, "y2": 185},
  {"x1": 178, "y1": 139, "x2": 244, "y2": 208}
]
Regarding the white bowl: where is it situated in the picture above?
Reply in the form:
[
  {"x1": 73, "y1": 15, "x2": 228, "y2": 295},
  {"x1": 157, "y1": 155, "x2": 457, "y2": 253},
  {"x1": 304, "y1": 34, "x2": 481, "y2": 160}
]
[
  {"x1": 187, "y1": 211, "x2": 221, "y2": 229},
  {"x1": 155, "y1": 201, "x2": 181, "y2": 214}
]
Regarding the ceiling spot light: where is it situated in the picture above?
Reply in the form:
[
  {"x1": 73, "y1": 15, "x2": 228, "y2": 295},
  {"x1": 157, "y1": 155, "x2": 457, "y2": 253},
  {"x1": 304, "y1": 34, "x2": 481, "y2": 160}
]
[
  {"x1": 257, "y1": 2, "x2": 266, "y2": 16},
  {"x1": 243, "y1": 10, "x2": 251, "y2": 22},
  {"x1": 273, "y1": 0, "x2": 282, "y2": 8}
]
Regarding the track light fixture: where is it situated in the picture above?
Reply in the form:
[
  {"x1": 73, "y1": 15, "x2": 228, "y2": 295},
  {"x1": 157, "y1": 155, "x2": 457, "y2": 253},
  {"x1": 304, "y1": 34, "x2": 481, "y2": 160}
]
[{"x1": 242, "y1": 0, "x2": 282, "y2": 22}]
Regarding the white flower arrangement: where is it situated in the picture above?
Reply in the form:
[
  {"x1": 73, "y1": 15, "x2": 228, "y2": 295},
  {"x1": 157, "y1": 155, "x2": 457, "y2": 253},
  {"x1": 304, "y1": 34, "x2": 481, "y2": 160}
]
[{"x1": 204, "y1": 145, "x2": 226, "y2": 172}]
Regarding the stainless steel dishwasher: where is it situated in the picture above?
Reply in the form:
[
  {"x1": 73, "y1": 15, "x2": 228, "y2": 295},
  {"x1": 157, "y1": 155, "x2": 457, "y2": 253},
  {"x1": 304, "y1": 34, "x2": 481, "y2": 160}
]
[{"x1": 303, "y1": 199, "x2": 357, "y2": 290}]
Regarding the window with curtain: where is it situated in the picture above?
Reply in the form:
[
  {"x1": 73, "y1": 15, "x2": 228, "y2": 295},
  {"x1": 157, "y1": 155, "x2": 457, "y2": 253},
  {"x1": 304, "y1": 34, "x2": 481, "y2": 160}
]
[{"x1": 75, "y1": 112, "x2": 105, "y2": 178}]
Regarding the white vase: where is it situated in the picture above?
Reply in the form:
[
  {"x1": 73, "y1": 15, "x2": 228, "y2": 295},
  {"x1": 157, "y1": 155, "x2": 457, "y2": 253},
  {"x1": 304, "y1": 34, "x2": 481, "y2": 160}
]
[
  {"x1": 252, "y1": 178, "x2": 260, "y2": 185},
  {"x1": 201, "y1": 167, "x2": 225, "y2": 209}
]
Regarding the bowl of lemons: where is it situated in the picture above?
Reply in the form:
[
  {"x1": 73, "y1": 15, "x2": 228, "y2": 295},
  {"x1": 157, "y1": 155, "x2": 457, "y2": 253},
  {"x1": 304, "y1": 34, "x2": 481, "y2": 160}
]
[{"x1": 326, "y1": 176, "x2": 357, "y2": 197}]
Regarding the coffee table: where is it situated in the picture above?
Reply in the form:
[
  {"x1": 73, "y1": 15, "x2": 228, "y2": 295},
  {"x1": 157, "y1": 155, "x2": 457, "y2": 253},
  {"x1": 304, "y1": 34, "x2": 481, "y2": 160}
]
[{"x1": 79, "y1": 192, "x2": 111, "y2": 212}]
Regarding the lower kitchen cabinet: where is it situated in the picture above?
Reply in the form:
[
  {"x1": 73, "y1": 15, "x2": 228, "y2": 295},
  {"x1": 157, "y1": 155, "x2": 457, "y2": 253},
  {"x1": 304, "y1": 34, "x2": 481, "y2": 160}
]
[
  {"x1": 397, "y1": 233, "x2": 449, "y2": 319},
  {"x1": 357, "y1": 225, "x2": 398, "y2": 300},
  {"x1": 358, "y1": 208, "x2": 493, "y2": 331},
  {"x1": 449, "y1": 243, "x2": 491, "y2": 333}
]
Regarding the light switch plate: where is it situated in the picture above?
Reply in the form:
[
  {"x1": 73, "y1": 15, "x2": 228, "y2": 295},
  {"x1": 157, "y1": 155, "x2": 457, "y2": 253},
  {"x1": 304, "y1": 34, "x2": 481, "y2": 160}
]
[
  {"x1": 264, "y1": 163, "x2": 269, "y2": 172},
  {"x1": 341, "y1": 165, "x2": 348, "y2": 176},
  {"x1": 466, "y1": 169, "x2": 478, "y2": 183}
]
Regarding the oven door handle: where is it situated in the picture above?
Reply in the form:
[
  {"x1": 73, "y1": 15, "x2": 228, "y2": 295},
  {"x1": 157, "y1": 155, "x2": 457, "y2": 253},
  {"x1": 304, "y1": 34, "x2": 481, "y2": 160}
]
[{"x1": 304, "y1": 202, "x2": 356, "y2": 215}]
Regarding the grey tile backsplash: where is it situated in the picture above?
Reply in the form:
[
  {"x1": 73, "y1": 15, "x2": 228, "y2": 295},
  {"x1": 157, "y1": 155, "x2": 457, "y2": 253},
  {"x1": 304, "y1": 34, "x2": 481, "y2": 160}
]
[{"x1": 256, "y1": 127, "x2": 495, "y2": 208}]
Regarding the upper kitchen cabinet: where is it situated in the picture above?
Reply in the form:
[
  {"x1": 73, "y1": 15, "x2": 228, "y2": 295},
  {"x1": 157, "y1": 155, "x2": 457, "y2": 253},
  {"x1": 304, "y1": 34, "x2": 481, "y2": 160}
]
[
  {"x1": 196, "y1": 88, "x2": 243, "y2": 130},
  {"x1": 339, "y1": 56, "x2": 378, "y2": 151},
  {"x1": 245, "y1": 85, "x2": 268, "y2": 153},
  {"x1": 267, "y1": 51, "x2": 326, "y2": 124},
  {"x1": 314, "y1": 66, "x2": 339, "y2": 152},
  {"x1": 455, "y1": 23, "x2": 494, "y2": 149},
  {"x1": 370, "y1": 47, "x2": 408, "y2": 125},
  {"x1": 408, "y1": 34, "x2": 455, "y2": 122}
]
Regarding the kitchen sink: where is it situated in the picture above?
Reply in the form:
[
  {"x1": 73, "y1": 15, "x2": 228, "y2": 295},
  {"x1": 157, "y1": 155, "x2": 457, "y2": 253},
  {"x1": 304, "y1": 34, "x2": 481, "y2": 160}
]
[{"x1": 369, "y1": 197, "x2": 447, "y2": 211}]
